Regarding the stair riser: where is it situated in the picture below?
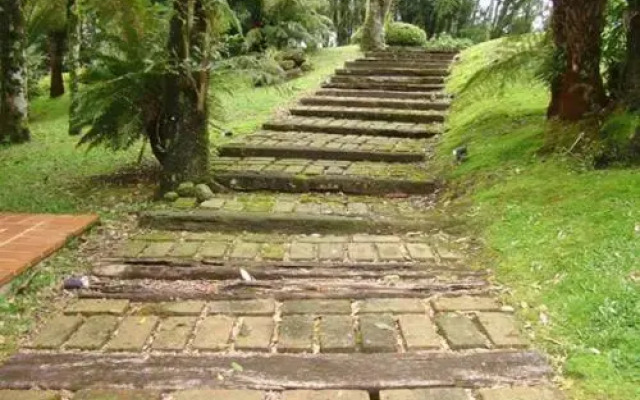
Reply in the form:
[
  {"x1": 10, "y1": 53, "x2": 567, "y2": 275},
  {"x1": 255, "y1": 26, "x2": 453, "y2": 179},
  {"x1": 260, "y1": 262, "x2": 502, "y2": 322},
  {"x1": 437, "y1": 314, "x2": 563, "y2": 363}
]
[
  {"x1": 262, "y1": 121, "x2": 439, "y2": 138},
  {"x1": 331, "y1": 76, "x2": 445, "y2": 85},
  {"x1": 348, "y1": 60, "x2": 452, "y2": 69},
  {"x1": 300, "y1": 97, "x2": 450, "y2": 111},
  {"x1": 212, "y1": 173, "x2": 438, "y2": 195},
  {"x1": 290, "y1": 108, "x2": 445, "y2": 124},
  {"x1": 365, "y1": 52, "x2": 457, "y2": 61},
  {"x1": 315, "y1": 89, "x2": 450, "y2": 100},
  {"x1": 323, "y1": 82, "x2": 444, "y2": 92},
  {"x1": 336, "y1": 68, "x2": 449, "y2": 77},
  {"x1": 218, "y1": 145, "x2": 424, "y2": 163}
]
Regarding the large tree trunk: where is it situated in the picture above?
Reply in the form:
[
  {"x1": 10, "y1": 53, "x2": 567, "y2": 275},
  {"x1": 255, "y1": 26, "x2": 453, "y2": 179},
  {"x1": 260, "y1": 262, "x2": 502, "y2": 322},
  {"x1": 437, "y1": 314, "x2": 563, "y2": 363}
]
[
  {"x1": 67, "y1": 0, "x2": 82, "y2": 135},
  {"x1": 623, "y1": 0, "x2": 640, "y2": 110},
  {"x1": 360, "y1": 0, "x2": 393, "y2": 51},
  {"x1": 547, "y1": 0, "x2": 608, "y2": 121},
  {"x1": 49, "y1": 30, "x2": 66, "y2": 98},
  {"x1": 0, "y1": 0, "x2": 30, "y2": 144},
  {"x1": 159, "y1": 0, "x2": 211, "y2": 190}
]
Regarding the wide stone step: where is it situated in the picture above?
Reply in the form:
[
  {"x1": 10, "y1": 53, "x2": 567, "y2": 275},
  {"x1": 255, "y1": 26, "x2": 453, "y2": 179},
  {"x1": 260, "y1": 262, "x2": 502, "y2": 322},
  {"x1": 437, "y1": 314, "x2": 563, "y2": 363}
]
[
  {"x1": 264, "y1": 116, "x2": 442, "y2": 138},
  {"x1": 209, "y1": 158, "x2": 436, "y2": 195},
  {"x1": 290, "y1": 106, "x2": 445, "y2": 124},
  {"x1": 365, "y1": 51, "x2": 458, "y2": 61},
  {"x1": 336, "y1": 67, "x2": 449, "y2": 77},
  {"x1": 315, "y1": 88, "x2": 451, "y2": 100},
  {"x1": 300, "y1": 95, "x2": 450, "y2": 111},
  {"x1": 323, "y1": 81, "x2": 445, "y2": 92},
  {"x1": 347, "y1": 59, "x2": 452, "y2": 69},
  {"x1": 0, "y1": 352, "x2": 552, "y2": 391},
  {"x1": 331, "y1": 75, "x2": 445, "y2": 86}
]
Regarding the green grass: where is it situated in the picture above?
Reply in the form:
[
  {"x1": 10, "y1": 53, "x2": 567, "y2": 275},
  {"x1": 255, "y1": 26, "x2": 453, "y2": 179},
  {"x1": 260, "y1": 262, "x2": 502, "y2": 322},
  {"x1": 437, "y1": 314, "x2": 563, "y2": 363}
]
[
  {"x1": 0, "y1": 46, "x2": 361, "y2": 214},
  {"x1": 442, "y1": 38, "x2": 640, "y2": 400}
]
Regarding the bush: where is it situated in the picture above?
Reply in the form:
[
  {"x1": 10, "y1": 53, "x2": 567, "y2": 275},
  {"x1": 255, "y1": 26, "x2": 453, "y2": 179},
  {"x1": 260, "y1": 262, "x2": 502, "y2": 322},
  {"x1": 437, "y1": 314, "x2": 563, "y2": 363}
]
[
  {"x1": 385, "y1": 22, "x2": 427, "y2": 47},
  {"x1": 424, "y1": 33, "x2": 473, "y2": 51}
]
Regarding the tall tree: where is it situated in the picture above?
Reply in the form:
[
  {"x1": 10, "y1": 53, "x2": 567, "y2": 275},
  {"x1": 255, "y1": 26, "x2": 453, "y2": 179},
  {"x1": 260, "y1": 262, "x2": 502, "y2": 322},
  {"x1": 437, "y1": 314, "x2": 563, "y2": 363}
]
[
  {"x1": 547, "y1": 0, "x2": 608, "y2": 120},
  {"x1": 623, "y1": 0, "x2": 640, "y2": 109},
  {"x1": 361, "y1": 0, "x2": 393, "y2": 50},
  {"x1": 0, "y1": 0, "x2": 30, "y2": 143},
  {"x1": 67, "y1": 0, "x2": 81, "y2": 135},
  {"x1": 48, "y1": 30, "x2": 66, "y2": 98},
  {"x1": 157, "y1": 0, "x2": 211, "y2": 189}
]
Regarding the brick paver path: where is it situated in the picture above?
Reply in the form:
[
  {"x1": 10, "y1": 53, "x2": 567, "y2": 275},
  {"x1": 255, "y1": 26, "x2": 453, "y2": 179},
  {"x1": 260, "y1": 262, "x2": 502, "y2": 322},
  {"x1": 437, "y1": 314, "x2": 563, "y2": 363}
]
[
  {"x1": 0, "y1": 48, "x2": 564, "y2": 400},
  {"x1": 0, "y1": 213, "x2": 98, "y2": 285}
]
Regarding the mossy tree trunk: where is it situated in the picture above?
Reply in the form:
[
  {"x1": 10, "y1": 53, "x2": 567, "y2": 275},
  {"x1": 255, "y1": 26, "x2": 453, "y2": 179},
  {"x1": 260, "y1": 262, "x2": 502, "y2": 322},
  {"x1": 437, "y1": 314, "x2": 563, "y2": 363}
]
[
  {"x1": 158, "y1": 0, "x2": 211, "y2": 190},
  {"x1": 361, "y1": 0, "x2": 393, "y2": 51},
  {"x1": 67, "y1": 0, "x2": 81, "y2": 135},
  {"x1": 624, "y1": 0, "x2": 640, "y2": 110},
  {"x1": 0, "y1": 0, "x2": 30, "y2": 144},
  {"x1": 547, "y1": 0, "x2": 608, "y2": 121},
  {"x1": 49, "y1": 30, "x2": 66, "y2": 98}
]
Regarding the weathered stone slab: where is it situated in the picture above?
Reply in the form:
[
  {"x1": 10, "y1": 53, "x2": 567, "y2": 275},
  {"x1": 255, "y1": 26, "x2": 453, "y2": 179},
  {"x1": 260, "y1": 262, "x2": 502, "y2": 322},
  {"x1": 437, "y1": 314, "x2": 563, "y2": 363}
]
[
  {"x1": 477, "y1": 313, "x2": 527, "y2": 348},
  {"x1": 173, "y1": 390, "x2": 264, "y2": 400},
  {"x1": 209, "y1": 299, "x2": 275, "y2": 316},
  {"x1": 279, "y1": 315, "x2": 315, "y2": 353},
  {"x1": 74, "y1": 389, "x2": 162, "y2": 400},
  {"x1": 0, "y1": 351, "x2": 554, "y2": 390},
  {"x1": 282, "y1": 300, "x2": 352, "y2": 315},
  {"x1": 192, "y1": 316, "x2": 235, "y2": 351},
  {"x1": 433, "y1": 296, "x2": 501, "y2": 312},
  {"x1": 360, "y1": 298, "x2": 425, "y2": 314},
  {"x1": 376, "y1": 243, "x2": 406, "y2": 261},
  {"x1": 199, "y1": 242, "x2": 228, "y2": 258},
  {"x1": 436, "y1": 314, "x2": 487, "y2": 350},
  {"x1": 106, "y1": 316, "x2": 158, "y2": 352},
  {"x1": 478, "y1": 386, "x2": 563, "y2": 400},
  {"x1": 317, "y1": 243, "x2": 344, "y2": 261},
  {"x1": 151, "y1": 317, "x2": 196, "y2": 351},
  {"x1": 289, "y1": 243, "x2": 316, "y2": 261},
  {"x1": 348, "y1": 243, "x2": 376, "y2": 262},
  {"x1": 320, "y1": 316, "x2": 355, "y2": 353},
  {"x1": 405, "y1": 244, "x2": 435, "y2": 261},
  {"x1": 397, "y1": 315, "x2": 441, "y2": 350},
  {"x1": 283, "y1": 390, "x2": 370, "y2": 400},
  {"x1": 235, "y1": 317, "x2": 274, "y2": 351},
  {"x1": 138, "y1": 301, "x2": 205, "y2": 316},
  {"x1": 139, "y1": 242, "x2": 174, "y2": 258},
  {"x1": 230, "y1": 242, "x2": 261, "y2": 260},
  {"x1": 65, "y1": 300, "x2": 129, "y2": 315},
  {"x1": 380, "y1": 388, "x2": 469, "y2": 400},
  {"x1": 66, "y1": 316, "x2": 119, "y2": 350},
  {"x1": 359, "y1": 314, "x2": 397, "y2": 353},
  {"x1": 30, "y1": 315, "x2": 82, "y2": 349},
  {"x1": 0, "y1": 391, "x2": 60, "y2": 400},
  {"x1": 169, "y1": 242, "x2": 201, "y2": 258}
]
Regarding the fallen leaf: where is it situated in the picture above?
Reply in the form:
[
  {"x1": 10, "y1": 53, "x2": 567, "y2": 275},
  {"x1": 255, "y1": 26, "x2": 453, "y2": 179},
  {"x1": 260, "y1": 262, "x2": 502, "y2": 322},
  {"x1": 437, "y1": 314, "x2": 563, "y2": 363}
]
[
  {"x1": 239, "y1": 268, "x2": 254, "y2": 282},
  {"x1": 231, "y1": 362, "x2": 244, "y2": 372},
  {"x1": 374, "y1": 323, "x2": 395, "y2": 331}
]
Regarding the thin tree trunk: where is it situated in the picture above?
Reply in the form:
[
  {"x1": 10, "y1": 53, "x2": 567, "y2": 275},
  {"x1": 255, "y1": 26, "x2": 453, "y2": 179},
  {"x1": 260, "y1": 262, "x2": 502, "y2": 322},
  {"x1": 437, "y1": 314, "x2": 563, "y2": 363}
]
[
  {"x1": 0, "y1": 0, "x2": 30, "y2": 143},
  {"x1": 49, "y1": 30, "x2": 66, "y2": 98},
  {"x1": 361, "y1": 0, "x2": 393, "y2": 51},
  {"x1": 624, "y1": 0, "x2": 640, "y2": 110},
  {"x1": 547, "y1": 0, "x2": 608, "y2": 121},
  {"x1": 67, "y1": 0, "x2": 82, "y2": 135},
  {"x1": 159, "y1": 0, "x2": 211, "y2": 190}
]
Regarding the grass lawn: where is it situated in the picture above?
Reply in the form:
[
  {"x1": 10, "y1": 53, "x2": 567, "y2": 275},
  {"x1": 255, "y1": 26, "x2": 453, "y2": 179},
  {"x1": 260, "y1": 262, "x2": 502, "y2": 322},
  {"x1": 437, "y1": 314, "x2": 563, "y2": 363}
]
[
  {"x1": 0, "y1": 46, "x2": 361, "y2": 214},
  {"x1": 441, "y1": 38, "x2": 640, "y2": 400}
]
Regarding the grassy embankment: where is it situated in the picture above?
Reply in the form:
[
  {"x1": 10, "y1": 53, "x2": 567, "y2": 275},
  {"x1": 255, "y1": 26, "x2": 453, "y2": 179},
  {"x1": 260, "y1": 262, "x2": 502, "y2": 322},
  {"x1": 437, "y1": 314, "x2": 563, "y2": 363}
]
[{"x1": 442, "y1": 38, "x2": 640, "y2": 400}]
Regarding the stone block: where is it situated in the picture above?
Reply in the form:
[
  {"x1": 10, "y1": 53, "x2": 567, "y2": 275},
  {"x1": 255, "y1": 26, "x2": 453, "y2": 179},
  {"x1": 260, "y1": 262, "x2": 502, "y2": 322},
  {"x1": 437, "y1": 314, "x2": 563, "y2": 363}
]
[
  {"x1": 348, "y1": 243, "x2": 376, "y2": 262},
  {"x1": 360, "y1": 298, "x2": 426, "y2": 314},
  {"x1": 477, "y1": 313, "x2": 527, "y2": 348},
  {"x1": 30, "y1": 315, "x2": 82, "y2": 349},
  {"x1": 106, "y1": 316, "x2": 158, "y2": 352},
  {"x1": 320, "y1": 315, "x2": 355, "y2": 353},
  {"x1": 432, "y1": 296, "x2": 501, "y2": 312},
  {"x1": 138, "y1": 301, "x2": 205, "y2": 316},
  {"x1": 66, "y1": 316, "x2": 119, "y2": 350},
  {"x1": 0, "y1": 391, "x2": 60, "y2": 400},
  {"x1": 235, "y1": 317, "x2": 274, "y2": 351},
  {"x1": 283, "y1": 391, "x2": 369, "y2": 400},
  {"x1": 279, "y1": 315, "x2": 315, "y2": 353},
  {"x1": 74, "y1": 389, "x2": 162, "y2": 400},
  {"x1": 192, "y1": 316, "x2": 235, "y2": 351},
  {"x1": 405, "y1": 243, "x2": 435, "y2": 261},
  {"x1": 209, "y1": 299, "x2": 275, "y2": 316},
  {"x1": 173, "y1": 390, "x2": 264, "y2": 400},
  {"x1": 397, "y1": 314, "x2": 441, "y2": 350},
  {"x1": 380, "y1": 388, "x2": 469, "y2": 400},
  {"x1": 359, "y1": 314, "x2": 397, "y2": 353},
  {"x1": 282, "y1": 300, "x2": 352, "y2": 315},
  {"x1": 199, "y1": 242, "x2": 228, "y2": 259},
  {"x1": 478, "y1": 387, "x2": 563, "y2": 400},
  {"x1": 436, "y1": 314, "x2": 487, "y2": 350},
  {"x1": 289, "y1": 243, "x2": 316, "y2": 261},
  {"x1": 151, "y1": 317, "x2": 196, "y2": 351},
  {"x1": 65, "y1": 299, "x2": 129, "y2": 315}
]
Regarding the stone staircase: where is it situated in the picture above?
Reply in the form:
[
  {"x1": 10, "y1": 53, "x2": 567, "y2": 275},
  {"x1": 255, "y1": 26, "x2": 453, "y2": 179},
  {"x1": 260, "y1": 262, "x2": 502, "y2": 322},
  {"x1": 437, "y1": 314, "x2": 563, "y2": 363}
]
[{"x1": 0, "y1": 49, "x2": 563, "y2": 400}]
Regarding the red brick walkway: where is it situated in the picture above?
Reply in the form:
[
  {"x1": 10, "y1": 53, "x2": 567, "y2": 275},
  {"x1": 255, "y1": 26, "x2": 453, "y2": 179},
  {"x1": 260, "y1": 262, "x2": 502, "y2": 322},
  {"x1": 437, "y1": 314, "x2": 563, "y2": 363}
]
[{"x1": 0, "y1": 213, "x2": 99, "y2": 286}]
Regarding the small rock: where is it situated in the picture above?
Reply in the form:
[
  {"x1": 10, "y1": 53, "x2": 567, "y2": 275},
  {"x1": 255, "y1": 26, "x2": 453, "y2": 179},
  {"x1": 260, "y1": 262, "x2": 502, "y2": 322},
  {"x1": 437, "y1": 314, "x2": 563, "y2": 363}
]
[
  {"x1": 195, "y1": 184, "x2": 215, "y2": 202},
  {"x1": 63, "y1": 276, "x2": 90, "y2": 290},
  {"x1": 163, "y1": 191, "x2": 179, "y2": 202},
  {"x1": 176, "y1": 182, "x2": 196, "y2": 197}
]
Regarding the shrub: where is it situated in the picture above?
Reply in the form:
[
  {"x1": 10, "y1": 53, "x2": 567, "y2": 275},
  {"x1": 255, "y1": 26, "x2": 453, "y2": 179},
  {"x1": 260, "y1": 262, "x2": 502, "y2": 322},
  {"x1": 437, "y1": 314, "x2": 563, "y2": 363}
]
[
  {"x1": 385, "y1": 22, "x2": 427, "y2": 47},
  {"x1": 424, "y1": 33, "x2": 473, "y2": 51}
]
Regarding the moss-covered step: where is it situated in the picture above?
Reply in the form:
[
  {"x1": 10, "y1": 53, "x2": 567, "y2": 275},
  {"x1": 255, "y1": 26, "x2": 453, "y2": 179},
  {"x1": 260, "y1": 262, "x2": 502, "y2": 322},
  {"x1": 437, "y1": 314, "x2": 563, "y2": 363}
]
[
  {"x1": 210, "y1": 158, "x2": 437, "y2": 195},
  {"x1": 300, "y1": 96, "x2": 451, "y2": 111},
  {"x1": 323, "y1": 80, "x2": 445, "y2": 92},
  {"x1": 289, "y1": 106, "x2": 446, "y2": 124},
  {"x1": 263, "y1": 116, "x2": 442, "y2": 138},
  {"x1": 364, "y1": 50, "x2": 458, "y2": 61},
  {"x1": 331, "y1": 75, "x2": 445, "y2": 86},
  {"x1": 346, "y1": 59, "x2": 452, "y2": 69},
  {"x1": 218, "y1": 131, "x2": 428, "y2": 162},
  {"x1": 336, "y1": 67, "x2": 449, "y2": 77},
  {"x1": 315, "y1": 89, "x2": 451, "y2": 101}
]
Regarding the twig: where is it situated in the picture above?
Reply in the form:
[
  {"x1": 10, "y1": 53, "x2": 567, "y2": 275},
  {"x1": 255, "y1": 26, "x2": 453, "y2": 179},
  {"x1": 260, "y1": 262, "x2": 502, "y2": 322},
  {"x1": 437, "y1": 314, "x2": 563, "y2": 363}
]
[{"x1": 566, "y1": 132, "x2": 585, "y2": 154}]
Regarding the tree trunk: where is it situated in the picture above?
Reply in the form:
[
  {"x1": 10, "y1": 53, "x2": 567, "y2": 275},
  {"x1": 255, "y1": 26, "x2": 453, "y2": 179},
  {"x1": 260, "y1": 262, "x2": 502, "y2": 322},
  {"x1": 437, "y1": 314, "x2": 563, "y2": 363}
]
[
  {"x1": 159, "y1": 0, "x2": 211, "y2": 190},
  {"x1": 67, "y1": 0, "x2": 82, "y2": 135},
  {"x1": 623, "y1": 0, "x2": 640, "y2": 110},
  {"x1": 361, "y1": 0, "x2": 393, "y2": 51},
  {"x1": 0, "y1": 0, "x2": 30, "y2": 143},
  {"x1": 49, "y1": 30, "x2": 66, "y2": 98},
  {"x1": 547, "y1": 0, "x2": 608, "y2": 121}
]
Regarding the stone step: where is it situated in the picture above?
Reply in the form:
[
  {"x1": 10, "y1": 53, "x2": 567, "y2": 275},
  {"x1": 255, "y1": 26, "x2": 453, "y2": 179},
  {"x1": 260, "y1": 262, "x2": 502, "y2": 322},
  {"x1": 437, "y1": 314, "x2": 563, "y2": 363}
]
[
  {"x1": 336, "y1": 67, "x2": 449, "y2": 77},
  {"x1": 209, "y1": 158, "x2": 436, "y2": 195},
  {"x1": 219, "y1": 131, "x2": 426, "y2": 162},
  {"x1": 323, "y1": 81, "x2": 445, "y2": 92},
  {"x1": 315, "y1": 88, "x2": 451, "y2": 100},
  {"x1": 365, "y1": 51, "x2": 458, "y2": 61},
  {"x1": 290, "y1": 106, "x2": 445, "y2": 124},
  {"x1": 263, "y1": 116, "x2": 442, "y2": 138},
  {"x1": 347, "y1": 59, "x2": 452, "y2": 69},
  {"x1": 331, "y1": 75, "x2": 445, "y2": 86},
  {"x1": 300, "y1": 96, "x2": 450, "y2": 111},
  {"x1": 0, "y1": 352, "x2": 552, "y2": 391}
]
